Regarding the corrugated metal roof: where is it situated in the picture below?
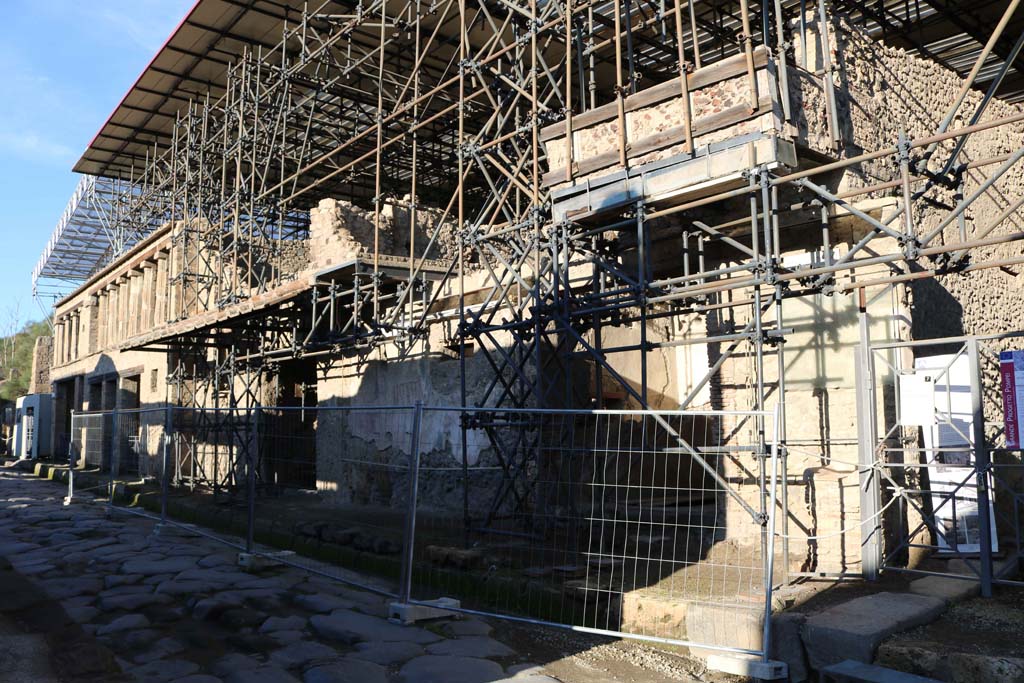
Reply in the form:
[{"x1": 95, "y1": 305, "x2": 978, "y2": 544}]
[
  {"x1": 73, "y1": 0, "x2": 1024, "y2": 178},
  {"x1": 74, "y1": 0, "x2": 306, "y2": 178}
]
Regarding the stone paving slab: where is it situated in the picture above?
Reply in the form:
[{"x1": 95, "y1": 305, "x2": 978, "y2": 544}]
[
  {"x1": 426, "y1": 636, "x2": 516, "y2": 658},
  {"x1": 0, "y1": 469, "x2": 553, "y2": 683},
  {"x1": 304, "y1": 658, "x2": 388, "y2": 683},
  {"x1": 268, "y1": 640, "x2": 342, "y2": 669},
  {"x1": 351, "y1": 640, "x2": 426, "y2": 665},
  {"x1": 398, "y1": 655, "x2": 506, "y2": 683},
  {"x1": 294, "y1": 593, "x2": 355, "y2": 614},
  {"x1": 310, "y1": 609, "x2": 443, "y2": 644},
  {"x1": 0, "y1": 466, "x2": 729, "y2": 683},
  {"x1": 444, "y1": 618, "x2": 494, "y2": 637}
]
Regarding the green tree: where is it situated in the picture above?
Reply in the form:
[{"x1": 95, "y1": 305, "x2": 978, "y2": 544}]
[{"x1": 0, "y1": 319, "x2": 51, "y2": 401}]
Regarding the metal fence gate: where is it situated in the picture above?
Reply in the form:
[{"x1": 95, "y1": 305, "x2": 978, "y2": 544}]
[
  {"x1": 859, "y1": 332, "x2": 1024, "y2": 595},
  {"x1": 64, "y1": 404, "x2": 782, "y2": 662}
]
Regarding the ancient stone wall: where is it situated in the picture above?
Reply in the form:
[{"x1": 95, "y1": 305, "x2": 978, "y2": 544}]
[
  {"x1": 313, "y1": 322, "x2": 507, "y2": 513},
  {"x1": 753, "y1": 14, "x2": 1024, "y2": 572},
  {"x1": 543, "y1": 49, "x2": 780, "y2": 188},
  {"x1": 308, "y1": 197, "x2": 455, "y2": 273},
  {"x1": 29, "y1": 336, "x2": 53, "y2": 395},
  {"x1": 277, "y1": 237, "x2": 309, "y2": 277},
  {"x1": 792, "y1": 13, "x2": 1024, "y2": 340},
  {"x1": 711, "y1": 259, "x2": 904, "y2": 575}
]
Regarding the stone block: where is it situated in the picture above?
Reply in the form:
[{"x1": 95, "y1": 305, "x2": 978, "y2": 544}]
[
  {"x1": 352, "y1": 641, "x2": 424, "y2": 665},
  {"x1": 97, "y1": 613, "x2": 150, "y2": 635},
  {"x1": 310, "y1": 609, "x2": 441, "y2": 644},
  {"x1": 875, "y1": 642, "x2": 947, "y2": 680},
  {"x1": 771, "y1": 612, "x2": 809, "y2": 683},
  {"x1": 294, "y1": 593, "x2": 355, "y2": 614},
  {"x1": 443, "y1": 618, "x2": 493, "y2": 637},
  {"x1": 820, "y1": 659, "x2": 942, "y2": 682},
  {"x1": 269, "y1": 640, "x2": 340, "y2": 670},
  {"x1": 304, "y1": 658, "x2": 388, "y2": 683},
  {"x1": 260, "y1": 615, "x2": 308, "y2": 633},
  {"x1": 685, "y1": 601, "x2": 764, "y2": 658},
  {"x1": 801, "y1": 592, "x2": 946, "y2": 670},
  {"x1": 947, "y1": 653, "x2": 1024, "y2": 683}
]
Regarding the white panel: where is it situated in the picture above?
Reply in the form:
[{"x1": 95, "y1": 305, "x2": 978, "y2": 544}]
[
  {"x1": 915, "y1": 353, "x2": 998, "y2": 554},
  {"x1": 898, "y1": 372, "x2": 936, "y2": 426},
  {"x1": 676, "y1": 342, "x2": 710, "y2": 407}
]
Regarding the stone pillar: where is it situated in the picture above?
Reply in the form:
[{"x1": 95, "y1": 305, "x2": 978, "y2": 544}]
[
  {"x1": 117, "y1": 277, "x2": 128, "y2": 342},
  {"x1": 155, "y1": 254, "x2": 168, "y2": 325},
  {"x1": 70, "y1": 312, "x2": 79, "y2": 361},
  {"x1": 83, "y1": 296, "x2": 97, "y2": 356},
  {"x1": 53, "y1": 320, "x2": 63, "y2": 366},
  {"x1": 106, "y1": 285, "x2": 118, "y2": 347},
  {"x1": 142, "y1": 263, "x2": 155, "y2": 331}
]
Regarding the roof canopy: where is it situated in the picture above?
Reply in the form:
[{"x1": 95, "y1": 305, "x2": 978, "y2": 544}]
[
  {"x1": 74, "y1": 0, "x2": 306, "y2": 178},
  {"x1": 74, "y1": 0, "x2": 1024, "y2": 181}
]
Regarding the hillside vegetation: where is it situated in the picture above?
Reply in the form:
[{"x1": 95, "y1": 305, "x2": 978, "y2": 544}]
[{"x1": 0, "y1": 319, "x2": 51, "y2": 401}]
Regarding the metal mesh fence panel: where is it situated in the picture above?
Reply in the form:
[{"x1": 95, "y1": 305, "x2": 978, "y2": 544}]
[
  {"x1": 407, "y1": 407, "x2": 778, "y2": 654},
  {"x1": 73, "y1": 411, "x2": 110, "y2": 471},
  {"x1": 66, "y1": 403, "x2": 780, "y2": 655},
  {"x1": 235, "y1": 405, "x2": 417, "y2": 597}
]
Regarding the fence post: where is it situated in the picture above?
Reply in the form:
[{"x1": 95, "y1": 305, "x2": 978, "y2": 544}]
[
  {"x1": 160, "y1": 405, "x2": 172, "y2": 530},
  {"x1": 109, "y1": 408, "x2": 120, "y2": 512},
  {"x1": 967, "y1": 337, "x2": 994, "y2": 597},
  {"x1": 247, "y1": 406, "x2": 261, "y2": 554},
  {"x1": 761, "y1": 405, "x2": 781, "y2": 663},
  {"x1": 398, "y1": 401, "x2": 424, "y2": 605},
  {"x1": 64, "y1": 409, "x2": 76, "y2": 506},
  {"x1": 855, "y1": 288, "x2": 882, "y2": 580}
]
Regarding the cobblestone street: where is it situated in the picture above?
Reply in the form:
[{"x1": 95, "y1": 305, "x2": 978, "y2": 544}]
[{"x1": 0, "y1": 468, "x2": 716, "y2": 683}]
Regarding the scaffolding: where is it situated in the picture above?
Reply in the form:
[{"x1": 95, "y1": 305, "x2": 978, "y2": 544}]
[{"x1": 38, "y1": 0, "x2": 1024, "y2": 578}]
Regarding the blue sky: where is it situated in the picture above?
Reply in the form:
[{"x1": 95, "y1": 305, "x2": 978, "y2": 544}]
[{"x1": 0, "y1": 0, "x2": 193, "y2": 329}]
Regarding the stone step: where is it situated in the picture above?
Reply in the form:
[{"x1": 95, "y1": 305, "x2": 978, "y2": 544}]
[
  {"x1": 801, "y1": 592, "x2": 947, "y2": 671},
  {"x1": 820, "y1": 659, "x2": 941, "y2": 683}
]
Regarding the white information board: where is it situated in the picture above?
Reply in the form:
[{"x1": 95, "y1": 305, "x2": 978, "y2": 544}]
[{"x1": 914, "y1": 354, "x2": 998, "y2": 554}]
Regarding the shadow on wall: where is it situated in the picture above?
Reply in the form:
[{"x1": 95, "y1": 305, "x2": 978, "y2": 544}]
[{"x1": 909, "y1": 277, "x2": 965, "y2": 343}]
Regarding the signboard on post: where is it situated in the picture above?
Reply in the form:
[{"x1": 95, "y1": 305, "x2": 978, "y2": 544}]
[
  {"x1": 914, "y1": 354, "x2": 998, "y2": 554},
  {"x1": 1001, "y1": 350, "x2": 1024, "y2": 450}
]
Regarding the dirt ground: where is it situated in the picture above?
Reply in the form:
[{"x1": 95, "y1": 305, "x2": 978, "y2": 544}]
[
  {"x1": 492, "y1": 620, "x2": 746, "y2": 683},
  {"x1": 884, "y1": 588, "x2": 1024, "y2": 660}
]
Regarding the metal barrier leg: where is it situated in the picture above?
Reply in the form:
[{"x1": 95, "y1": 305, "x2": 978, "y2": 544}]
[
  {"x1": 246, "y1": 407, "x2": 260, "y2": 554},
  {"x1": 108, "y1": 409, "x2": 120, "y2": 515},
  {"x1": 389, "y1": 402, "x2": 458, "y2": 624},
  {"x1": 968, "y1": 338, "x2": 994, "y2": 597},
  {"x1": 63, "y1": 409, "x2": 76, "y2": 506},
  {"x1": 154, "y1": 406, "x2": 172, "y2": 536}
]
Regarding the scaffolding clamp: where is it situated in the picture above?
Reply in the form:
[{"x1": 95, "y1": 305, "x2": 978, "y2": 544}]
[
  {"x1": 763, "y1": 327, "x2": 791, "y2": 347},
  {"x1": 818, "y1": 276, "x2": 837, "y2": 297},
  {"x1": 896, "y1": 134, "x2": 913, "y2": 163},
  {"x1": 899, "y1": 235, "x2": 921, "y2": 261}
]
